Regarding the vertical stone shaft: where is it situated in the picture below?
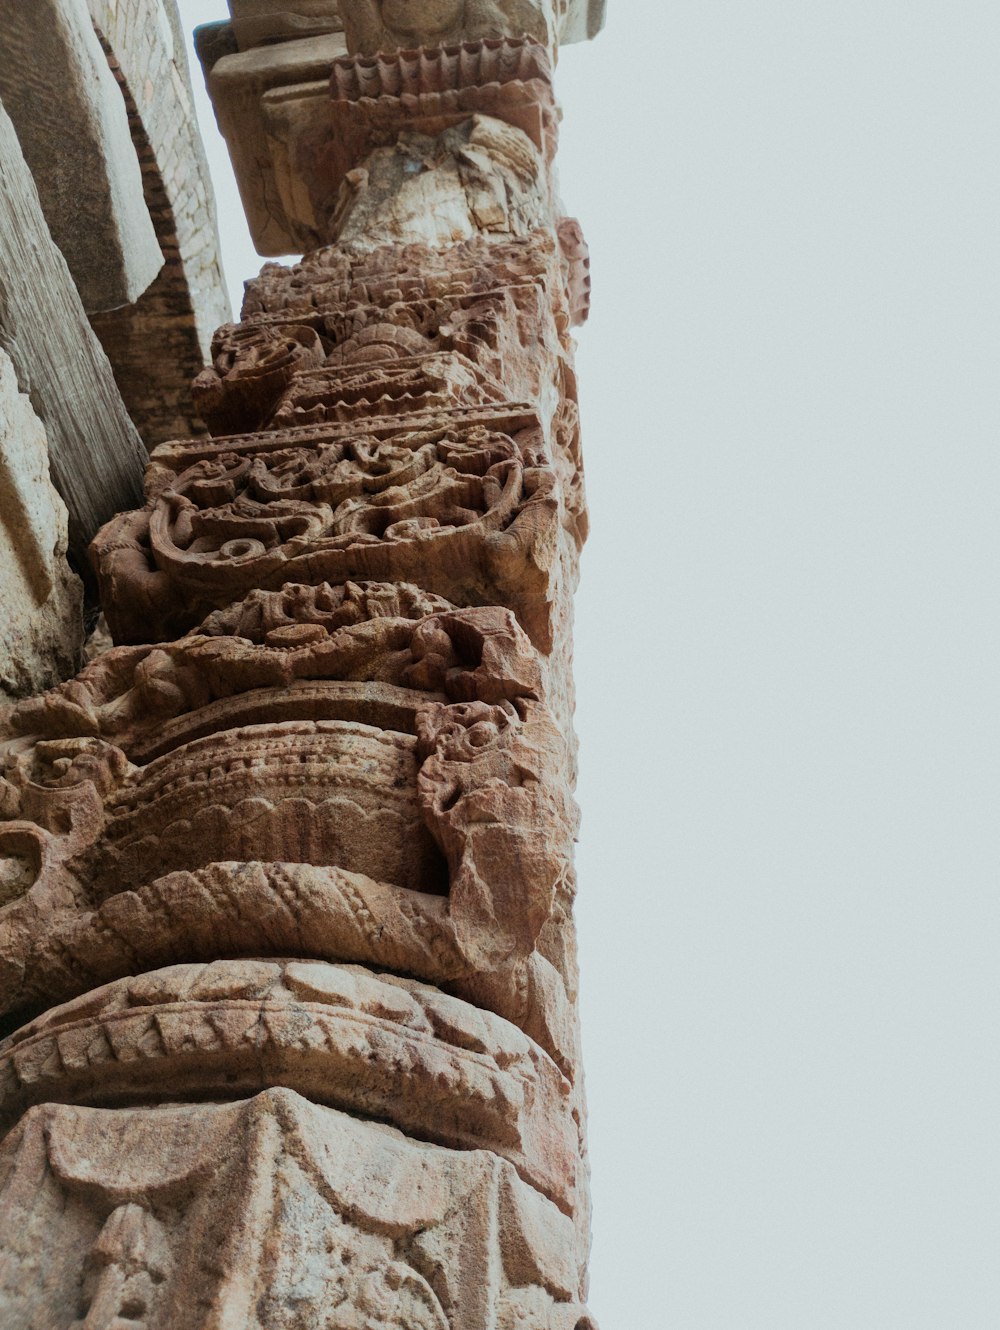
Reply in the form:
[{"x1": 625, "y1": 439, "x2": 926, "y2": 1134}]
[{"x1": 0, "y1": 4, "x2": 603, "y2": 1326}]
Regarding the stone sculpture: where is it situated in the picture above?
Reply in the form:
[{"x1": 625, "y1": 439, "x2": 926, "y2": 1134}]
[{"x1": 0, "y1": 2, "x2": 604, "y2": 1323}]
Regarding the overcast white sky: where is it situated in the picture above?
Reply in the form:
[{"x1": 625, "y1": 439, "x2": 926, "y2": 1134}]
[{"x1": 177, "y1": 3, "x2": 999, "y2": 1324}]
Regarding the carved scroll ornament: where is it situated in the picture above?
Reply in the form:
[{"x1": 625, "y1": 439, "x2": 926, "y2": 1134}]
[{"x1": 93, "y1": 426, "x2": 564, "y2": 648}]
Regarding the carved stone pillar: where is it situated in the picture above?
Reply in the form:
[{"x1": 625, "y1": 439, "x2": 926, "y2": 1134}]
[{"x1": 0, "y1": 3, "x2": 605, "y2": 1324}]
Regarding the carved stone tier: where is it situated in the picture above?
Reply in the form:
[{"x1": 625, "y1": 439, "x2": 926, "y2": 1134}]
[
  {"x1": 0, "y1": 1092, "x2": 596, "y2": 1329},
  {"x1": 91, "y1": 232, "x2": 587, "y2": 665},
  {"x1": 0, "y1": 591, "x2": 579, "y2": 1077},
  {"x1": 197, "y1": 24, "x2": 594, "y2": 256}
]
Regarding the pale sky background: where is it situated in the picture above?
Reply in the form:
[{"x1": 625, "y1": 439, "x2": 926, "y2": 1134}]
[{"x1": 176, "y1": 4, "x2": 999, "y2": 1325}]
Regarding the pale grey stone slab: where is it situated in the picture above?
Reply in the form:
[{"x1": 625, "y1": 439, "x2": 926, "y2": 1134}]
[
  {"x1": 0, "y1": 0, "x2": 162, "y2": 314},
  {"x1": 0, "y1": 99, "x2": 146, "y2": 572},
  {"x1": 86, "y1": 0, "x2": 232, "y2": 445}
]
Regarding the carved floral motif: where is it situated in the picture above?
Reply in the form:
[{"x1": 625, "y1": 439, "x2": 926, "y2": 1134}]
[
  {"x1": 93, "y1": 424, "x2": 566, "y2": 647},
  {"x1": 0, "y1": 1091, "x2": 591, "y2": 1329}
]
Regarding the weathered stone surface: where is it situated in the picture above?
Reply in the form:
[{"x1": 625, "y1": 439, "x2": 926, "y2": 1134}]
[
  {"x1": 0, "y1": 352, "x2": 82, "y2": 700},
  {"x1": 0, "y1": 100, "x2": 146, "y2": 572},
  {"x1": 340, "y1": 0, "x2": 560, "y2": 52},
  {"x1": 230, "y1": 0, "x2": 345, "y2": 50},
  {"x1": 0, "y1": 0, "x2": 229, "y2": 445},
  {"x1": 332, "y1": 115, "x2": 550, "y2": 248},
  {"x1": 0, "y1": 4, "x2": 606, "y2": 1323},
  {"x1": 200, "y1": 29, "x2": 561, "y2": 257},
  {"x1": 340, "y1": 0, "x2": 605, "y2": 52},
  {"x1": 0, "y1": 0, "x2": 163, "y2": 314},
  {"x1": 560, "y1": 0, "x2": 604, "y2": 43},
  {"x1": 0, "y1": 1092, "x2": 593, "y2": 1328},
  {"x1": 222, "y1": 0, "x2": 606, "y2": 53},
  {"x1": 87, "y1": 0, "x2": 231, "y2": 446},
  {"x1": 199, "y1": 30, "x2": 350, "y2": 255}
]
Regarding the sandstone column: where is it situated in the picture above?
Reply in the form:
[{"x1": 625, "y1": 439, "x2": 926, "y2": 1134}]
[{"x1": 0, "y1": 3, "x2": 605, "y2": 1325}]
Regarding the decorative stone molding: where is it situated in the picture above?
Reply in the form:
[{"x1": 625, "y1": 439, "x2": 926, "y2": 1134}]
[{"x1": 0, "y1": 101, "x2": 147, "y2": 572}]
